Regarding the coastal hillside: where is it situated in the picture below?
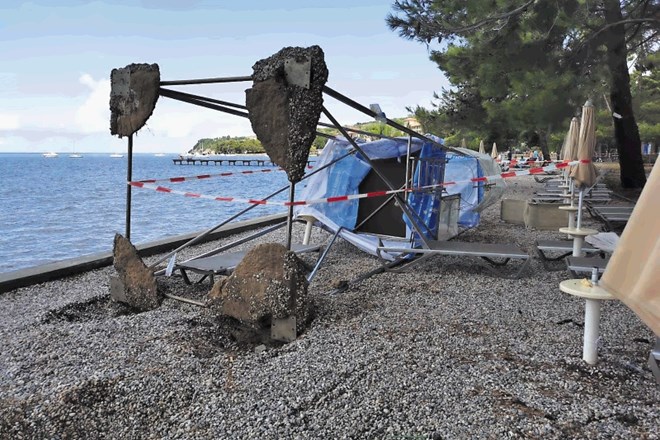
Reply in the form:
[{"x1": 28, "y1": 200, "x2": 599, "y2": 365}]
[{"x1": 188, "y1": 117, "x2": 416, "y2": 154}]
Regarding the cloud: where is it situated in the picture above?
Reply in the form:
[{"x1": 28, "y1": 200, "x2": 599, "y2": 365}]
[
  {"x1": 0, "y1": 113, "x2": 20, "y2": 130},
  {"x1": 75, "y1": 73, "x2": 110, "y2": 133}
]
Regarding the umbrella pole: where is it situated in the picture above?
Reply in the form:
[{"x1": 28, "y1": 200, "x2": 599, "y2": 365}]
[
  {"x1": 576, "y1": 188, "x2": 584, "y2": 229},
  {"x1": 571, "y1": 188, "x2": 586, "y2": 257}
]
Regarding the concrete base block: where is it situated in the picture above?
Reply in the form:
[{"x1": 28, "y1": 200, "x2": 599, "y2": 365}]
[
  {"x1": 500, "y1": 199, "x2": 526, "y2": 225},
  {"x1": 524, "y1": 203, "x2": 569, "y2": 230},
  {"x1": 501, "y1": 199, "x2": 569, "y2": 230}
]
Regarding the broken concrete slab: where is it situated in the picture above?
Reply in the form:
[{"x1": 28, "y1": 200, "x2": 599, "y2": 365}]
[
  {"x1": 208, "y1": 243, "x2": 310, "y2": 337},
  {"x1": 112, "y1": 234, "x2": 161, "y2": 311},
  {"x1": 245, "y1": 46, "x2": 328, "y2": 183},
  {"x1": 110, "y1": 63, "x2": 160, "y2": 137}
]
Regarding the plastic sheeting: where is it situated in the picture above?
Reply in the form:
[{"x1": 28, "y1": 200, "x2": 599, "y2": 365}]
[
  {"x1": 404, "y1": 142, "x2": 446, "y2": 242},
  {"x1": 295, "y1": 136, "x2": 503, "y2": 259}
]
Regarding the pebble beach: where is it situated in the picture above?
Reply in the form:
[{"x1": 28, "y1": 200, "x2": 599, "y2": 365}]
[{"x1": 1, "y1": 176, "x2": 658, "y2": 439}]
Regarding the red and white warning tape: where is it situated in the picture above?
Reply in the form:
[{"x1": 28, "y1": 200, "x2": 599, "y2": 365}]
[
  {"x1": 133, "y1": 165, "x2": 314, "y2": 185},
  {"x1": 135, "y1": 168, "x2": 281, "y2": 184},
  {"x1": 129, "y1": 159, "x2": 589, "y2": 207}
]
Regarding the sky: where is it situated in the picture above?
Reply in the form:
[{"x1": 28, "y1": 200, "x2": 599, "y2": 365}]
[{"x1": 0, "y1": 0, "x2": 449, "y2": 154}]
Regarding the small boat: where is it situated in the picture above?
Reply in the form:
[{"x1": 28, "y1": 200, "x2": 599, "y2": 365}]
[
  {"x1": 110, "y1": 153, "x2": 124, "y2": 158},
  {"x1": 69, "y1": 153, "x2": 82, "y2": 158},
  {"x1": 42, "y1": 152, "x2": 58, "y2": 158},
  {"x1": 154, "y1": 153, "x2": 166, "y2": 157}
]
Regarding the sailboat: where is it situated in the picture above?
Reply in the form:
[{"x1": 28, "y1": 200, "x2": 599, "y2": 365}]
[
  {"x1": 69, "y1": 142, "x2": 82, "y2": 158},
  {"x1": 42, "y1": 152, "x2": 58, "y2": 158},
  {"x1": 110, "y1": 153, "x2": 124, "y2": 158}
]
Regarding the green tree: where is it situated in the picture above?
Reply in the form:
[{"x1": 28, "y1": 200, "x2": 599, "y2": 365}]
[
  {"x1": 189, "y1": 136, "x2": 265, "y2": 154},
  {"x1": 388, "y1": 0, "x2": 659, "y2": 187},
  {"x1": 632, "y1": 51, "x2": 660, "y2": 150}
]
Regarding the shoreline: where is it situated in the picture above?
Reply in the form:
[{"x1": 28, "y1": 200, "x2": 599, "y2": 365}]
[
  {"x1": 0, "y1": 175, "x2": 657, "y2": 438},
  {"x1": 0, "y1": 213, "x2": 286, "y2": 294}
]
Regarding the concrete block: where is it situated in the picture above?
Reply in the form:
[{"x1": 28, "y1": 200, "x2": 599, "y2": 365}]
[
  {"x1": 524, "y1": 203, "x2": 569, "y2": 230},
  {"x1": 500, "y1": 199, "x2": 526, "y2": 225}
]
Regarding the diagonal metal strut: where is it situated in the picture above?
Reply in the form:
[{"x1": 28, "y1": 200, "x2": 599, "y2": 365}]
[{"x1": 321, "y1": 106, "x2": 433, "y2": 248}]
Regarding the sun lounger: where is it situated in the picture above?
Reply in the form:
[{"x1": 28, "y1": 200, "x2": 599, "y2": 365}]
[
  {"x1": 565, "y1": 256, "x2": 610, "y2": 277},
  {"x1": 175, "y1": 243, "x2": 322, "y2": 284},
  {"x1": 535, "y1": 239, "x2": 602, "y2": 270},
  {"x1": 589, "y1": 205, "x2": 633, "y2": 231},
  {"x1": 377, "y1": 240, "x2": 531, "y2": 279},
  {"x1": 531, "y1": 196, "x2": 611, "y2": 204}
]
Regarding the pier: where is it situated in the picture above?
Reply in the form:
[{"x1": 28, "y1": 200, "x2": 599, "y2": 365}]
[{"x1": 173, "y1": 157, "x2": 316, "y2": 167}]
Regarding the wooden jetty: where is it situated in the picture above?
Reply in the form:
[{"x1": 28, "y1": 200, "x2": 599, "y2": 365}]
[{"x1": 173, "y1": 157, "x2": 315, "y2": 167}]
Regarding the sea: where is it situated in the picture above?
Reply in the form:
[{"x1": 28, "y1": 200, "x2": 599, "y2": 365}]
[{"x1": 0, "y1": 153, "x2": 293, "y2": 274}]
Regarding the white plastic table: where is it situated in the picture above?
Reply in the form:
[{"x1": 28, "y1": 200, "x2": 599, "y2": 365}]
[
  {"x1": 560, "y1": 279, "x2": 615, "y2": 365},
  {"x1": 559, "y1": 227, "x2": 598, "y2": 257}
]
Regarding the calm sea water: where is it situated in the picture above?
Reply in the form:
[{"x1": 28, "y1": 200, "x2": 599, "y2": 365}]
[{"x1": 0, "y1": 153, "x2": 291, "y2": 273}]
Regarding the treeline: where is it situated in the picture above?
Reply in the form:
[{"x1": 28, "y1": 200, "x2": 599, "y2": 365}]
[
  {"x1": 192, "y1": 118, "x2": 412, "y2": 154},
  {"x1": 190, "y1": 136, "x2": 264, "y2": 154},
  {"x1": 312, "y1": 118, "x2": 409, "y2": 150},
  {"x1": 387, "y1": 0, "x2": 659, "y2": 187}
]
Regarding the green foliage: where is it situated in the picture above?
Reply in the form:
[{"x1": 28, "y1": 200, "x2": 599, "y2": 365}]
[
  {"x1": 190, "y1": 136, "x2": 264, "y2": 154},
  {"x1": 632, "y1": 51, "x2": 660, "y2": 147},
  {"x1": 387, "y1": 0, "x2": 659, "y2": 184}
]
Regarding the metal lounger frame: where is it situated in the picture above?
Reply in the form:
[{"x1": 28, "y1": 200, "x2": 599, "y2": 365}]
[
  {"x1": 175, "y1": 242, "x2": 322, "y2": 285},
  {"x1": 535, "y1": 239, "x2": 602, "y2": 271},
  {"x1": 588, "y1": 205, "x2": 633, "y2": 231},
  {"x1": 565, "y1": 256, "x2": 610, "y2": 278},
  {"x1": 377, "y1": 240, "x2": 531, "y2": 279}
]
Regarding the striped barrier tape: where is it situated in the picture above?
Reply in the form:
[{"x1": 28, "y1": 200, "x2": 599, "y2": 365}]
[
  {"x1": 133, "y1": 165, "x2": 312, "y2": 185},
  {"x1": 129, "y1": 159, "x2": 590, "y2": 207}
]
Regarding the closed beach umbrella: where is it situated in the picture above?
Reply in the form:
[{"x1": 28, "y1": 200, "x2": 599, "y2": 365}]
[
  {"x1": 478, "y1": 140, "x2": 485, "y2": 154},
  {"x1": 570, "y1": 100, "x2": 598, "y2": 189},
  {"x1": 600, "y1": 161, "x2": 660, "y2": 335},
  {"x1": 562, "y1": 117, "x2": 580, "y2": 162},
  {"x1": 491, "y1": 142, "x2": 498, "y2": 159}
]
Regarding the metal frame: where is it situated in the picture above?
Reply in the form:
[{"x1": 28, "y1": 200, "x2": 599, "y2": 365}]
[
  {"x1": 535, "y1": 239, "x2": 603, "y2": 271},
  {"x1": 376, "y1": 243, "x2": 532, "y2": 280},
  {"x1": 118, "y1": 63, "x2": 477, "y2": 299}
]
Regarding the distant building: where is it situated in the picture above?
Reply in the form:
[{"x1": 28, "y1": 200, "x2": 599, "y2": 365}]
[{"x1": 403, "y1": 117, "x2": 422, "y2": 131}]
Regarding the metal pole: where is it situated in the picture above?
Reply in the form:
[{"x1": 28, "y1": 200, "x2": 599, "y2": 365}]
[
  {"x1": 323, "y1": 86, "x2": 463, "y2": 155},
  {"x1": 159, "y1": 88, "x2": 335, "y2": 141},
  {"x1": 160, "y1": 88, "x2": 412, "y2": 143},
  {"x1": 576, "y1": 188, "x2": 584, "y2": 229},
  {"x1": 159, "y1": 75, "x2": 253, "y2": 86},
  {"x1": 159, "y1": 88, "x2": 248, "y2": 111},
  {"x1": 148, "y1": 148, "x2": 359, "y2": 269},
  {"x1": 159, "y1": 88, "x2": 250, "y2": 119},
  {"x1": 125, "y1": 134, "x2": 133, "y2": 240},
  {"x1": 317, "y1": 121, "x2": 404, "y2": 141},
  {"x1": 286, "y1": 182, "x2": 295, "y2": 250},
  {"x1": 404, "y1": 134, "x2": 413, "y2": 202}
]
